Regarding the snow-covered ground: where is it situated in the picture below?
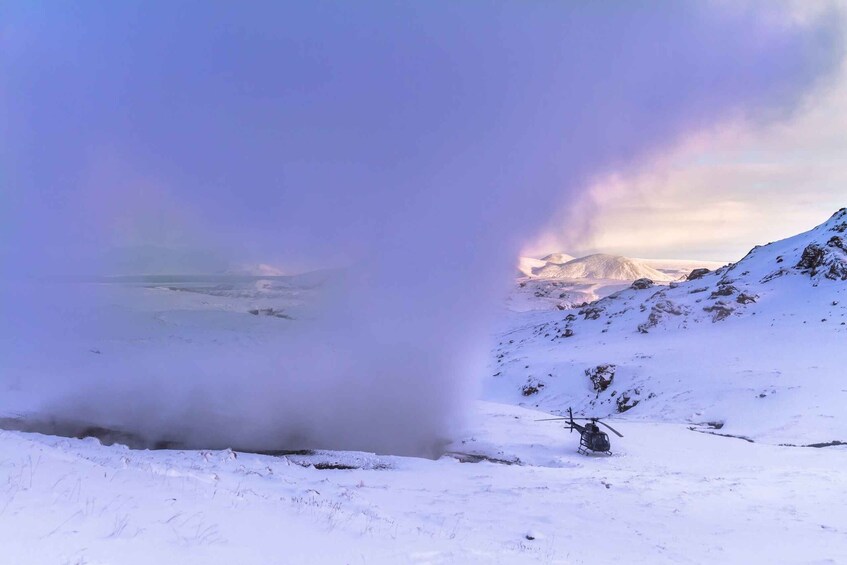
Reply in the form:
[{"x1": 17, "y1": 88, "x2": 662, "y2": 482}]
[
  {"x1": 2, "y1": 210, "x2": 846, "y2": 564},
  {"x1": 3, "y1": 401, "x2": 846, "y2": 565}
]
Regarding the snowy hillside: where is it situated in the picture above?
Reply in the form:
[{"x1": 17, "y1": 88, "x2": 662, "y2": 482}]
[
  {"x1": 487, "y1": 209, "x2": 847, "y2": 445},
  {"x1": 558, "y1": 207, "x2": 847, "y2": 333}
]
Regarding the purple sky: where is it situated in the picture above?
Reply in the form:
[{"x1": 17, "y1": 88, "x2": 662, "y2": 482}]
[{"x1": 3, "y1": 2, "x2": 843, "y2": 274}]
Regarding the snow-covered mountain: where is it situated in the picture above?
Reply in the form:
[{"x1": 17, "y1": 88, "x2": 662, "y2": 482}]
[
  {"x1": 561, "y1": 207, "x2": 847, "y2": 333},
  {"x1": 532, "y1": 253, "x2": 676, "y2": 281},
  {"x1": 511, "y1": 253, "x2": 685, "y2": 311},
  {"x1": 539, "y1": 252, "x2": 575, "y2": 264},
  {"x1": 636, "y1": 257, "x2": 728, "y2": 280},
  {"x1": 517, "y1": 256, "x2": 547, "y2": 277},
  {"x1": 519, "y1": 252, "x2": 721, "y2": 284},
  {"x1": 488, "y1": 208, "x2": 847, "y2": 445}
]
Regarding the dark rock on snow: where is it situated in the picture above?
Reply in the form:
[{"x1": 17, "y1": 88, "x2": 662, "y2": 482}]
[
  {"x1": 586, "y1": 364, "x2": 616, "y2": 393},
  {"x1": 630, "y1": 278, "x2": 654, "y2": 290},
  {"x1": 687, "y1": 268, "x2": 711, "y2": 281}
]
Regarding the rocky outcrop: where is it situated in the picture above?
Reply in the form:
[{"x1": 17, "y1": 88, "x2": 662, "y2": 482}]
[
  {"x1": 631, "y1": 278, "x2": 654, "y2": 290},
  {"x1": 703, "y1": 301, "x2": 734, "y2": 322},
  {"x1": 248, "y1": 308, "x2": 292, "y2": 319},
  {"x1": 579, "y1": 305, "x2": 604, "y2": 320},
  {"x1": 796, "y1": 238, "x2": 847, "y2": 281},
  {"x1": 638, "y1": 299, "x2": 685, "y2": 333},
  {"x1": 521, "y1": 378, "x2": 545, "y2": 396},
  {"x1": 687, "y1": 268, "x2": 711, "y2": 281},
  {"x1": 616, "y1": 391, "x2": 640, "y2": 413},
  {"x1": 586, "y1": 364, "x2": 615, "y2": 393},
  {"x1": 709, "y1": 283, "x2": 738, "y2": 299},
  {"x1": 827, "y1": 261, "x2": 847, "y2": 281},
  {"x1": 796, "y1": 244, "x2": 827, "y2": 275},
  {"x1": 736, "y1": 292, "x2": 758, "y2": 304}
]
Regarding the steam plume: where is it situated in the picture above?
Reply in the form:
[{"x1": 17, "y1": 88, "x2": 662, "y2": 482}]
[{"x1": 1, "y1": 2, "x2": 842, "y2": 455}]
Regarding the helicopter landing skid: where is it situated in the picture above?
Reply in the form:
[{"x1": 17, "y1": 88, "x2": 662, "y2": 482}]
[{"x1": 578, "y1": 446, "x2": 612, "y2": 456}]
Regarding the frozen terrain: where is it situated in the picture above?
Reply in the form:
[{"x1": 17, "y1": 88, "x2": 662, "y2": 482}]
[
  {"x1": 2, "y1": 401, "x2": 845, "y2": 565},
  {"x1": 1, "y1": 210, "x2": 846, "y2": 563}
]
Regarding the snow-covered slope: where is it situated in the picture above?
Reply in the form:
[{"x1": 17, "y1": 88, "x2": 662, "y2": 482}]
[
  {"x1": 567, "y1": 207, "x2": 847, "y2": 333},
  {"x1": 533, "y1": 253, "x2": 676, "y2": 281},
  {"x1": 488, "y1": 209, "x2": 847, "y2": 445}
]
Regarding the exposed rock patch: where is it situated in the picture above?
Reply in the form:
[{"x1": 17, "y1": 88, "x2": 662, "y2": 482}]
[
  {"x1": 579, "y1": 305, "x2": 604, "y2": 320},
  {"x1": 586, "y1": 364, "x2": 615, "y2": 393},
  {"x1": 703, "y1": 301, "x2": 734, "y2": 322},
  {"x1": 248, "y1": 308, "x2": 292, "y2": 319},
  {"x1": 795, "y1": 240, "x2": 847, "y2": 281},
  {"x1": 638, "y1": 299, "x2": 685, "y2": 333},
  {"x1": 796, "y1": 244, "x2": 827, "y2": 275},
  {"x1": 687, "y1": 268, "x2": 711, "y2": 281},
  {"x1": 710, "y1": 283, "x2": 738, "y2": 299},
  {"x1": 736, "y1": 292, "x2": 758, "y2": 304},
  {"x1": 521, "y1": 378, "x2": 545, "y2": 396},
  {"x1": 616, "y1": 391, "x2": 640, "y2": 413},
  {"x1": 630, "y1": 278, "x2": 654, "y2": 290}
]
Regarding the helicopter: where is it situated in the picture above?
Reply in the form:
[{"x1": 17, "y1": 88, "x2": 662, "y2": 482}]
[{"x1": 536, "y1": 407, "x2": 623, "y2": 455}]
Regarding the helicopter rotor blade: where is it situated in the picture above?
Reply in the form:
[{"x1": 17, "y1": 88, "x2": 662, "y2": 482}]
[
  {"x1": 535, "y1": 416, "x2": 595, "y2": 421},
  {"x1": 597, "y1": 420, "x2": 624, "y2": 437}
]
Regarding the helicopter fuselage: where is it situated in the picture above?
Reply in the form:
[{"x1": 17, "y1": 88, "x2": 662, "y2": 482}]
[
  {"x1": 536, "y1": 408, "x2": 622, "y2": 455},
  {"x1": 569, "y1": 421, "x2": 611, "y2": 454}
]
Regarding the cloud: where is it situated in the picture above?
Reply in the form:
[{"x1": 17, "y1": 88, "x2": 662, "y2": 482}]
[{"x1": 529, "y1": 6, "x2": 847, "y2": 261}]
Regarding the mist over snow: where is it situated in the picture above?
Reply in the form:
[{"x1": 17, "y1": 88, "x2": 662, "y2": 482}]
[{"x1": 1, "y1": 3, "x2": 844, "y2": 456}]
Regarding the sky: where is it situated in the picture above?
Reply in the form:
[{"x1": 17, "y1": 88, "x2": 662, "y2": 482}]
[
  {"x1": 1, "y1": 2, "x2": 845, "y2": 454},
  {"x1": 525, "y1": 2, "x2": 847, "y2": 262},
  {"x1": 2, "y1": 1, "x2": 844, "y2": 274}
]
